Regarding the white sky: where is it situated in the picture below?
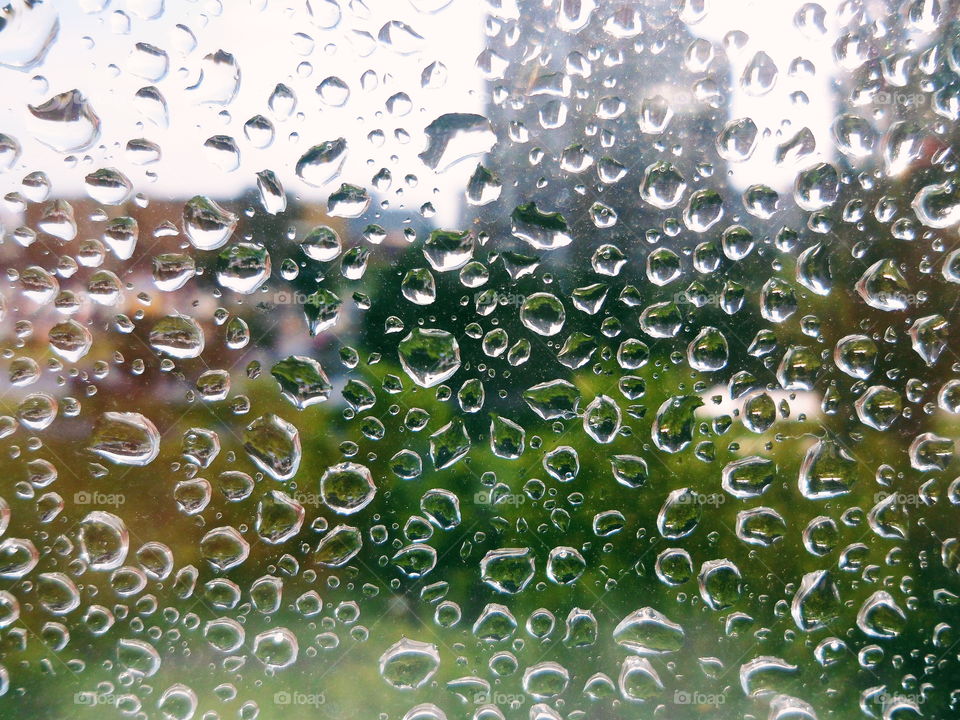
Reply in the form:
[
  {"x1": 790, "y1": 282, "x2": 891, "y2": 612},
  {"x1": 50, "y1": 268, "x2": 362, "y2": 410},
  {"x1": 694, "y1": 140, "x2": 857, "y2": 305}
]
[
  {"x1": 690, "y1": 0, "x2": 844, "y2": 193},
  {"x1": 1, "y1": 0, "x2": 935, "y2": 224},
  {"x1": 0, "y1": 0, "x2": 487, "y2": 224}
]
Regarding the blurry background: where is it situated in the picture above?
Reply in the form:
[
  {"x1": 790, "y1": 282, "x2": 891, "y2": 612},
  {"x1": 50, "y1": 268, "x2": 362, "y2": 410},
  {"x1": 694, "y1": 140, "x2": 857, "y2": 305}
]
[{"x1": 1, "y1": 0, "x2": 959, "y2": 718}]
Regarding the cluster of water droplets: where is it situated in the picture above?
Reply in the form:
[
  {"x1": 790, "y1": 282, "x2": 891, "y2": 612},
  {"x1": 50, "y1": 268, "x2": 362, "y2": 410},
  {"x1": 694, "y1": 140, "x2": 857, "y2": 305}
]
[{"x1": 1, "y1": 0, "x2": 960, "y2": 719}]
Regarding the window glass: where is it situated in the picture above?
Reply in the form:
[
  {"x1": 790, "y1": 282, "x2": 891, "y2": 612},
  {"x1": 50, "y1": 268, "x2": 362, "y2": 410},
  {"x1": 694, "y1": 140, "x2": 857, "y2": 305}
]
[{"x1": 0, "y1": 1, "x2": 958, "y2": 718}]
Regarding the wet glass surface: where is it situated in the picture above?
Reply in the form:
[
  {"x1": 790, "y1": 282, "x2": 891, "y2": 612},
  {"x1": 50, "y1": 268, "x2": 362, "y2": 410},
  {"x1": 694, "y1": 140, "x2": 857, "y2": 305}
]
[{"x1": 1, "y1": 1, "x2": 960, "y2": 718}]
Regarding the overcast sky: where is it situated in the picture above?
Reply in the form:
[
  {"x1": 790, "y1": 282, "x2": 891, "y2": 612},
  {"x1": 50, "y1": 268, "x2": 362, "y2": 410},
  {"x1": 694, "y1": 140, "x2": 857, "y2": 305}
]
[
  {"x1": 2, "y1": 0, "x2": 923, "y2": 231},
  {"x1": 0, "y1": 0, "x2": 487, "y2": 225}
]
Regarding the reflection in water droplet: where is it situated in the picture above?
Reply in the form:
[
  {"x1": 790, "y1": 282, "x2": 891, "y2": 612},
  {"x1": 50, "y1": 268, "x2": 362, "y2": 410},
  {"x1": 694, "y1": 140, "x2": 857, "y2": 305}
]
[
  {"x1": 89, "y1": 412, "x2": 160, "y2": 466},
  {"x1": 296, "y1": 138, "x2": 348, "y2": 186},
  {"x1": 28, "y1": 90, "x2": 101, "y2": 152},
  {"x1": 243, "y1": 414, "x2": 301, "y2": 481},
  {"x1": 190, "y1": 50, "x2": 240, "y2": 105},
  {"x1": 398, "y1": 328, "x2": 461, "y2": 388},
  {"x1": 419, "y1": 113, "x2": 495, "y2": 171}
]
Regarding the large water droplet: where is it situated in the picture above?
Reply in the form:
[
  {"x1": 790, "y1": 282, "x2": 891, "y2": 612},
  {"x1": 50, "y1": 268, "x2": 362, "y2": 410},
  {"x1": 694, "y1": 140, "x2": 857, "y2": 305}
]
[
  {"x1": 398, "y1": 328, "x2": 461, "y2": 388},
  {"x1": 28, "y1": 90, "x2": 100, "y2": 152}
]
